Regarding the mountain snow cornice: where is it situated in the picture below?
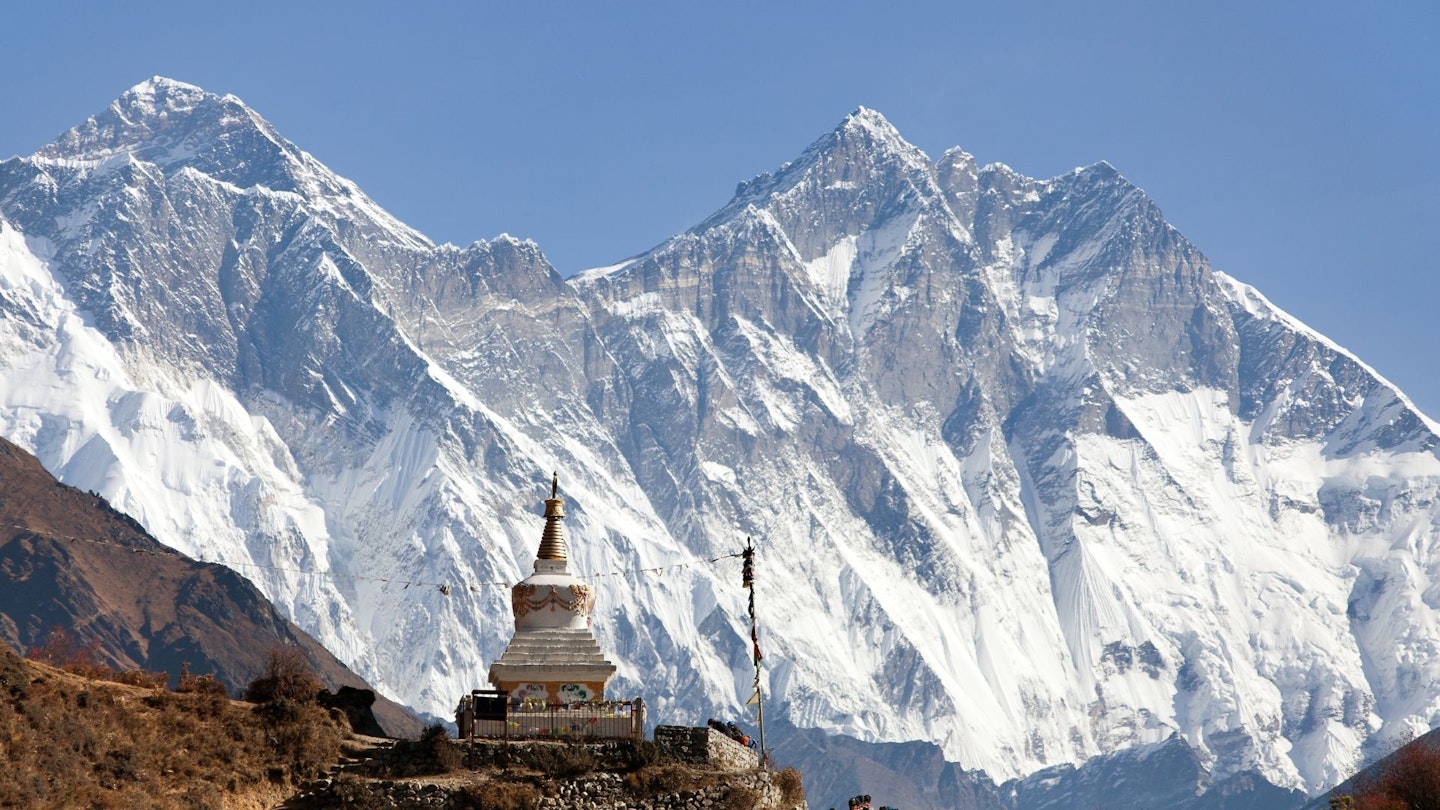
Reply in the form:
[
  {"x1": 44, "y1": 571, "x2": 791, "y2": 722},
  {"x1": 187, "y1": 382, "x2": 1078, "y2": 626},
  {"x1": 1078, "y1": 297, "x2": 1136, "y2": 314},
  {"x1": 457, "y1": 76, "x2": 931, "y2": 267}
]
[{"x1": 2, "y1": 81, "x2": 1438, "y2": 796}]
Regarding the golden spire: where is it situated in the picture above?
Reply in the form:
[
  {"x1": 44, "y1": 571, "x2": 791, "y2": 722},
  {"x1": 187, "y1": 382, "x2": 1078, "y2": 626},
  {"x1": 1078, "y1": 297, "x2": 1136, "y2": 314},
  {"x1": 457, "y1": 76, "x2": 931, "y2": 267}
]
[{"x1": 537, "y1": 471, "x2": 568, "y2": 561}]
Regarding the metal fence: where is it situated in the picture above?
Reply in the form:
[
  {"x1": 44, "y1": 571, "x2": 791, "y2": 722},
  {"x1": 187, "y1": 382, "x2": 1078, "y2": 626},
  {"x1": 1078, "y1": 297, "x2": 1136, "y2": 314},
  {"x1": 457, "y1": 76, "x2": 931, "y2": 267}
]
[{"x1": 458, "y1": 695, "x2": 645, "y2": 741}]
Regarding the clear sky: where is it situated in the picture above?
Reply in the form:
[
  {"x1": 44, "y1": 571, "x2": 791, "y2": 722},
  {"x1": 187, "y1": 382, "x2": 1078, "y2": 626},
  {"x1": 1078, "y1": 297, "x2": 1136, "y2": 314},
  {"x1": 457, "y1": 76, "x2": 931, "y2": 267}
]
[{"x1": 2, "y1": 2, "x2": 1436, "y2": 416}]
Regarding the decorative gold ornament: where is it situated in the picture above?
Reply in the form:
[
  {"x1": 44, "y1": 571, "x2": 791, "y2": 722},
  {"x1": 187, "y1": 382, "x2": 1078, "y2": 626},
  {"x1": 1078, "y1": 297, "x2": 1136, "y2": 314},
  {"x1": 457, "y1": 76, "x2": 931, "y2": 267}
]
[
  {"x1": 511, "y1": 583, "x2": 595, "y2": 619},
  {"x1": 512, "y1": 584, "x2": 539, "y2": 619}
]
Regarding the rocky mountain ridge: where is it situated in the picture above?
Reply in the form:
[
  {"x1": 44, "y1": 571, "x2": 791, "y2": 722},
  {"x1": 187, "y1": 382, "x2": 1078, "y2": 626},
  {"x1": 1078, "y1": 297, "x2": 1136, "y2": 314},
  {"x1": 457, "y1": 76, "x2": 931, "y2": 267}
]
[{"x1": 2, "y1": 78, "x2": 1438, "y2": 803}]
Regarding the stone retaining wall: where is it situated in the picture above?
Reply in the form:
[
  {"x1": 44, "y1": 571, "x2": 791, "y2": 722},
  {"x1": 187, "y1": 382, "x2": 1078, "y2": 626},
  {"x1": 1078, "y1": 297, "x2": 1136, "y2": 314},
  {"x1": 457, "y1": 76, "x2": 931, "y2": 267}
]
[
  {"x1": 286, "y1": 730, "x2": 797, "y2": 809},
  {"x1": 654, "y1": 725, "x2": 759, "y2": 771},
  {"x1": 301, "y1": 769, "x2": 804, "y2": 809},
  {"x1": 536, "y1": 769, "x2": 789, "y2": 809}
]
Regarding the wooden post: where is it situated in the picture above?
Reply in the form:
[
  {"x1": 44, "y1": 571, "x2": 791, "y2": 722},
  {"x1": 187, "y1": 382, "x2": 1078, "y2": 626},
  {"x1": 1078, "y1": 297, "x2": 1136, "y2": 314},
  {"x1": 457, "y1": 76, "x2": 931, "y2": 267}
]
[{"x1": 743, "y1": 536, "x2": 766, "y2": 765}]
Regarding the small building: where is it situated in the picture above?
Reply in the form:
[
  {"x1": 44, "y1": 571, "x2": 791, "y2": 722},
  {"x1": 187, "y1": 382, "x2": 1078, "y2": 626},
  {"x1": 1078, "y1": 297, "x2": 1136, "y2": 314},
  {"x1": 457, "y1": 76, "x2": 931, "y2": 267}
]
[{"x1": 487, "y1": 474, "x2": 617, "y2": 703}]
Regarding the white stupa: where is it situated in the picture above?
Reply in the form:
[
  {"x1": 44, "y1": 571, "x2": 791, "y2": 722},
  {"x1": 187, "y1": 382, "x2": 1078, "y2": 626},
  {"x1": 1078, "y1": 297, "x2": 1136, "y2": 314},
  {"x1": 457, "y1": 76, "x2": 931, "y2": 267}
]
[{"x1": 487, "y1": 473, "x2": 617, "y2": 703}]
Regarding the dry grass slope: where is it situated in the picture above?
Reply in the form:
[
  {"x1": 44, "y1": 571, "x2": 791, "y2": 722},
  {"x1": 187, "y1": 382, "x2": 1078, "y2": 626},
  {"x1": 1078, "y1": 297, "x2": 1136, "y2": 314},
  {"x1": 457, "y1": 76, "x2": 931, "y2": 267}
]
[{"x1": 0, "y1": 641, "x2": 346, "y2": 809}]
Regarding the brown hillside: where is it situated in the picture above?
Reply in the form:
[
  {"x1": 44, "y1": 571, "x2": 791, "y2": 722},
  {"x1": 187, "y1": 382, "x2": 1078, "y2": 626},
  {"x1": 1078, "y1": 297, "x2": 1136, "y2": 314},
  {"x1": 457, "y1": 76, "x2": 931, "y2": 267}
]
[
  {"x1": 1308, "y1": 728, "x2": 1440, "y2": 809},
  {"x1": 0, "y1": 639, "x2": 347, "y2": 809},
  {"x1": 0, "y1": 436, "x2": 421, "y2": 737}
]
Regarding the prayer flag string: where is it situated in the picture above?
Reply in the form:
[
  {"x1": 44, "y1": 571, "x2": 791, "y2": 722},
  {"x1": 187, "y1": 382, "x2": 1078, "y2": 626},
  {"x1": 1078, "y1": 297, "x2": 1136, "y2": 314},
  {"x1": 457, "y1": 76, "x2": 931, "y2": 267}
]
[{"x1": 7, "y1": 524, "x2": 744, "y2": 597}]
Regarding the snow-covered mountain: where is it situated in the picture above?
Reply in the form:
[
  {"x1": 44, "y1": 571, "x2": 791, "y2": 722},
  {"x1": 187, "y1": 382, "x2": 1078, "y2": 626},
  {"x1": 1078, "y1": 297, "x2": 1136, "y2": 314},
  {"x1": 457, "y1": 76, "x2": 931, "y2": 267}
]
[{"x1": 3, "y1": 78, "x2": 1439, "y2": 799}]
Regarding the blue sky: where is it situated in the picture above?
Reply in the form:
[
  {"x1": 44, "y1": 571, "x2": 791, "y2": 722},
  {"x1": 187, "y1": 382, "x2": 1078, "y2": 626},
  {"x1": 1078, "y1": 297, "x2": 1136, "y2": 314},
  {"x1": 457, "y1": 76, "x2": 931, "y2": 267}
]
[{"x1": 2, "y1": 2, "x2": 1436, "y2": 415}]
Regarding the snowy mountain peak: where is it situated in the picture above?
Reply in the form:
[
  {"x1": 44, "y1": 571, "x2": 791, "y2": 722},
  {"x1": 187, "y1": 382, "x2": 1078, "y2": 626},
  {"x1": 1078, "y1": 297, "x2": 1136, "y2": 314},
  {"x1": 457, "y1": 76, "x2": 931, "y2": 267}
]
[
  {"x1": 839, "y1": 105, "x2": 910, "y2": 148},
  {"x1": 1069, "y1": 159, "x2": 1131, "y2": 189},
  {"x1": 827, "y1": 106, "x2": 930, "y2": 168},
  {"x1": 937, "y1": 144, "x2": 977, "y2": 170},
  {"x1": 716, "y1": 108, "x2": 931, "y2": 208},
  {"x1": 121, "y1": 75, "x2": 211, "y2": 113},
  {"x1": 35, "y1": 76, "x2": 257, "y2": 165},
  {"x1": 490, "y1": 232, "x2": 540, "y2": 250},
  {"x1": 674, "y1": 107, "x2": 944, "y2": 273},
  {"x1": 129, "y1": 75, "x2": 209, "y2": 100},
  {"x1": 24, "y1": 79, "x2": 432, "y2": 253}
]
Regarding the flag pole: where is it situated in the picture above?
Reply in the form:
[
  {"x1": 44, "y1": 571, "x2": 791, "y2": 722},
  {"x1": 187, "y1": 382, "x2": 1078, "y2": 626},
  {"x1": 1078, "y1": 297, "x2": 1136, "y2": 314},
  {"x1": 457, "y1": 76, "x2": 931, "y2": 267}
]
[{"x1": 743, "y1": 536, "x2": 765, "y2": 764}]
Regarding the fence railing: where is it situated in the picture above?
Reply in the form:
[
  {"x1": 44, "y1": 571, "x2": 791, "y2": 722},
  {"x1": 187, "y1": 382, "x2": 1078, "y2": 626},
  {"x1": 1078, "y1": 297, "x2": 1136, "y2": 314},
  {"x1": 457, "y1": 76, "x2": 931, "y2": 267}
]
[{"x1": 457, "y1": 695, "x2": 645, "y2": 741}]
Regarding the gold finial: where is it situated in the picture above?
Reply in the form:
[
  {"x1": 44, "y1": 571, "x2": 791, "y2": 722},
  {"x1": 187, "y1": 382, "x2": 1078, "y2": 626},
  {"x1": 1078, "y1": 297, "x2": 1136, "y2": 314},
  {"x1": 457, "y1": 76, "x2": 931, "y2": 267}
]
[{"x1": 538, "y1": 471, "x2": 568, "y2": 560}]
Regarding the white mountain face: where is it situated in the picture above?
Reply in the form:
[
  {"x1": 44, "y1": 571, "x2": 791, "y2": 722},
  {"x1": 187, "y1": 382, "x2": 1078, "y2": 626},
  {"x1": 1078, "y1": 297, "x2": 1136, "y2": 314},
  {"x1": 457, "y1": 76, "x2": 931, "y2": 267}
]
[{"x1": 3, "y1": 79, "x2": 1438, "y2": 797}]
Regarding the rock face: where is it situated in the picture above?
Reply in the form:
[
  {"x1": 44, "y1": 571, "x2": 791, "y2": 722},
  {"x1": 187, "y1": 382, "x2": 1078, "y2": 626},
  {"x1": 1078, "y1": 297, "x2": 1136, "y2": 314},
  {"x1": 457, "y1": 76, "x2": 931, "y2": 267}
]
[
  {"x1": 3, "y1": 78, "x2": 1440, "y2": 800},
  {"x1": 318, "y1": 685, "x2": 387, "y2": 738}
]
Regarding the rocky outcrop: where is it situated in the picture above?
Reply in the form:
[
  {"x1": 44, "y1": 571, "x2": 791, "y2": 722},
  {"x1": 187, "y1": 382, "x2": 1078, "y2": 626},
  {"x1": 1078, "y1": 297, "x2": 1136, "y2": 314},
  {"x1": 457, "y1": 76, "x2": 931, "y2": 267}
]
[{"x1": 318, "y1": 686, "x2": 387, "y2": 738}]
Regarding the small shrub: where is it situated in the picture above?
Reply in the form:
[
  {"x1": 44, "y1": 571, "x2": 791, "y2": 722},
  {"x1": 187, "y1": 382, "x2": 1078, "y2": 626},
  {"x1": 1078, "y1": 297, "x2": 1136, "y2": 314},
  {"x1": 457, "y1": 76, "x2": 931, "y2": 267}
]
[
  {"x1": 27, "y1": 627, "x2": 101, "y2": 670},
  {"x1": 625, "y1": 763, "x2": 701, "y2": 796},
  {"x1": 1, "y1": 644, "x2": 31, "y2": 699},
  {"x1": 722, "y1": 785, "x2": 762, "y2": 810},
  {"x1": 331, "y1": 773, "x2": 388, "y2": 809},
  {"x1": 112, "y1": 669, "x2": 168, "y2": 690},
  {"x1": 421, "y1": 723, "x2": 465, "y2": 773},
  {"x1": 456, "y1": 780, "x2": 540, "y2": 810},
  {"x1": 255, "y1": 695, "x2": 304, "y2": 725},
  {"x1": 365, "y1": 725, "x2": 466, "y2": 777},
  {"x1": 253, "y1": 699, "x2": 344, "y2": 779},
  {"x1": 28, "y1": 633, "x2": 178, "y2": 691},
  {"x1": 244, "y1": 645, "x2": 322, "y2": 705},
  {"x1": 190, "y1": 688, "x2": 230, "y2": 720},
  {"x1": 421, "y1": 722, "x2": 449, "y2": 743},
  {"x1": 99, "y1": 748, "x2": 142, "y2": 783},
  {"x1": 775, "y1": 767, "x2": 805, "y2": 806},
  {"x1": 520, "y1": 742, "x2": 599, "y2": 779},
  {"x1": 145, "y1": 690, "x2": 195, "y2": 714},
  {"x1": 67, "y1": 662, "x2": 117, "y2": 681},
  {"x1": 616, "y1": 738, "x2": 660, "y2": 771},
  {"x1": 175, "y1": 662, "x2": 228, "y2": 698},
  {"x1": 436, "y1": 744, "x2": 465, "y2": 774}
]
